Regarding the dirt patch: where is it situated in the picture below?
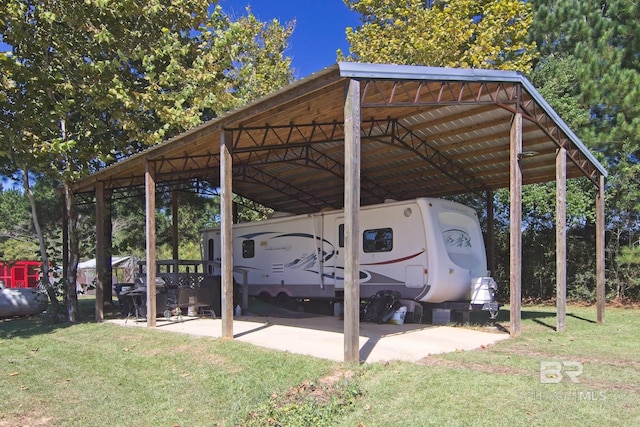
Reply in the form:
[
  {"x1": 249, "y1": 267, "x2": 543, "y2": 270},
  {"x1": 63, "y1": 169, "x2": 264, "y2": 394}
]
[
  {"x1": 497, "y1": 347, "x2": 640, "y2": 368},
  {"x1": 275, "y1": 369, "x2": 356, "y2": 405},
  {"x1": 418, "y1": 350, "x2": 640, "y2": 393}
]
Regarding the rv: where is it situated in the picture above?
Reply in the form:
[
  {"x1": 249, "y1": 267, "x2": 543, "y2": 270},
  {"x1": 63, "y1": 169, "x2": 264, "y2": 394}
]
[{"x1": 202, "y1": 198, "x2": 497, "y2": 313}]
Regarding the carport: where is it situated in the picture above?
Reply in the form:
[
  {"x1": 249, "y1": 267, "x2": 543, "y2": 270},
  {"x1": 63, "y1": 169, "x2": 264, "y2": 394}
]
[{"x1": 74, "y1": 62, "x2": 606, "y2": 363}]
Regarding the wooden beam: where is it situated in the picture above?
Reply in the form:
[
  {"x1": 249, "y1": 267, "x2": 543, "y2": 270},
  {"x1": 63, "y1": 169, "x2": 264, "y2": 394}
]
[
  {"x1": 221, "y1": 130, "x2": 234, "y2": 338},
  {"x1": 509, "y1": 112, "x2": 522, "y2": 337},
  {"x1": 95, "y1": 182, "x2": 105, "y2": 322},
  {"x1": 596, "y1": 174, "x2": 605, "y2": 323},
  {"x1": 145, "y1": 162, "x2": 157, "y2": 327},
  {"x1": 556, "y1": 148, "x2": 567, "y2": 332},
  {"x1": 172, "y1": 191, "x2": 179, "y2": 260},
  {"x1": 344, "y1": 79, "x2": 361, "y2": 363},
  {"x1": 486, "y1": 190, "x2": 495, "y2": 276}
]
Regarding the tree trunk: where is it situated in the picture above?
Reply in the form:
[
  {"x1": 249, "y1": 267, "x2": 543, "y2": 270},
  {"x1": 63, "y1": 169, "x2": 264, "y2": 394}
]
[
  {"x1": 63, "y1": 180, "x2": 79, "y2": 322},
  {"x1": 21, "y1": 168, "x2": 60, "y2": 312}
]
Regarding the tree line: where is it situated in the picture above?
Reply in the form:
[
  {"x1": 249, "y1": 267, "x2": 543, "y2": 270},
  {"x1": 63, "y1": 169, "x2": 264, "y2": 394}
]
[{"x1": 1, "y1": 0, "x2": 638, "y2": 321}]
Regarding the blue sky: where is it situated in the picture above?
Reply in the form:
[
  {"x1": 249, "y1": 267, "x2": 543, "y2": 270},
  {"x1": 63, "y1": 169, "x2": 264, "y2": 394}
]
[{"x1": 220, "y1": 0, "x2": 360, "y2": 78}]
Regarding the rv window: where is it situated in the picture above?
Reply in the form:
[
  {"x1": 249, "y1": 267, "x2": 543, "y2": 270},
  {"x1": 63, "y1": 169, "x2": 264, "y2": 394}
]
[
  {"x1": 338, "y1": 224, "x2": 344, "y2": 248},
  {"x1": 242, "y1": 240, "x2": 255, "y2": 258},
  {"x1": 363, "y1": 228, "x2": 393, "y2": 253},
  {"x1": 207, "y1": 238, "x2": 214, "y2": 261}
]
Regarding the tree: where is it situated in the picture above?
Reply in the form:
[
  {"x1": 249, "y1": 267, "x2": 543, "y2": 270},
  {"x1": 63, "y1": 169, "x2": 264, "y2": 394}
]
[
  {"x1": 0, "y1": 1, "x2": 294, "y2": 321},
  {"x1": 529, "y1": 0, "x2": 640, "y2": 300},
  {"x1": 340, "y1": 0, "x2": 537, "y2": 71},
  {"x1": 0, "y1": 187, "x2": 36, "y2": 260}
]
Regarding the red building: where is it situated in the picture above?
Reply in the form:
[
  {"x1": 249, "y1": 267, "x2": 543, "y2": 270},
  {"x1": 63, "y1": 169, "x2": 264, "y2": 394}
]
[{"x1": 0, "y1": 261, "x2": 41, "y2": 288}]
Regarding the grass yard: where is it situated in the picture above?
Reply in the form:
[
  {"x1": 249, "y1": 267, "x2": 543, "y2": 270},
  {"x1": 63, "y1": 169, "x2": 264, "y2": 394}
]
[{"x1": 0, "y1": 299, "x2": 638, "y2": 426}]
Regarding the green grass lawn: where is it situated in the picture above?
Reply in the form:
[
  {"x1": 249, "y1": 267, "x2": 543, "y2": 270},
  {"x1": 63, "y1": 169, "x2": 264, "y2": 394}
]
[{"x1": 0, "y1": 299, "x2": 638, "y2": 426}]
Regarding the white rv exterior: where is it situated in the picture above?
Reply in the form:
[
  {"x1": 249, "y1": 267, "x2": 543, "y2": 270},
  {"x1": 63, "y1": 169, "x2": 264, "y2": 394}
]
[{"x1": 202, "y1": 198, "x2": 496, "y2": 305}]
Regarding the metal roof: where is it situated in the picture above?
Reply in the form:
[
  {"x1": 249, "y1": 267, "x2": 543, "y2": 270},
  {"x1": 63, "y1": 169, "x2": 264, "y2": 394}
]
[{"x1": 74, "y1": 62, "x2": 606, "y2": 214}]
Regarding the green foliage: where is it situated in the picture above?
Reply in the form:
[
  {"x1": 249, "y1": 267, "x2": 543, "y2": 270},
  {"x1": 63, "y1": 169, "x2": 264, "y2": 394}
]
[
  {"x1": 0, "y1": 179, "x2": 63, "y2": 262},
  {"x1": 0, "y1": 238, "x2": 38, "y2": 261},
  {"x1": 340, "y1": 0, "x2": 537, "y2": 71},
  {"x1": 0, "y1": 1, "x2": 294, "y2": 179},
  {"x1": 489, "y1": 181, "x2": 600, "y2": 302},
  {"x1": 529, "y1": 0, "x2": 640, "y2": 301},
  {"x1": 0, "y1": 1, "x2": 294, "y2": 319},
  {"x1": 107, "y1": 191, "x2": 271, "y2": 260}
]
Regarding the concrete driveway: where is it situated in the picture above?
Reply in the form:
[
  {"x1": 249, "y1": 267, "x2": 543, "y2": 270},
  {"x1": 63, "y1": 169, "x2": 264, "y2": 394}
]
[{"x1": 107, "y1": 314, "x2": 509, "y2": 363}]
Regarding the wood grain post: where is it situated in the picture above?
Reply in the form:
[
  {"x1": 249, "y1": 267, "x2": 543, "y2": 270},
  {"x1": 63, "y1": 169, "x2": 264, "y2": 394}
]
[
  {"x1": 145, "y1": 162, "x2": 157, "y2": 327},
  {"x1": 344, "y1": 79, "x2": 361, "y2": 363},
  {"x1": 556, "y1": 148, "x2": 567, "y2": 332},
  {"x1": 95, "y1": 182, "x2": 105, "y2": 322},
  {"x1": 509, "y1": 112, "x2": 522, "y2": 338},
  {"x1": 596, "y1": 174, "x2": 605, "y2": 323},
  {"x1": 172, "y1": 191, "x2": 179, "y2": 261},
  {"x1": 220, "y1": 130, "x2": 234, "y2": 338}
]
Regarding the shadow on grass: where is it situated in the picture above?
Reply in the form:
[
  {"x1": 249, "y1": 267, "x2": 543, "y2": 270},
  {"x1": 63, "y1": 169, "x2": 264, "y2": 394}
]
[
  {"x1": 567, "y1": 312, "x2": 597, "y2": 324},
  {"x1": 492, "y1": 308, "x2": 598, "y2": 332},
  {"x1": 0, "y1": 296, "x2": 123, "y2": 340},
  {"x1": 489, "y1": 308, "x2": 559, "y2": 332},
  {"x1": 532, "y1": 318, "x2": 556, "y2": 331},
  {"x1": 530, "y1": 311, "x2": 597, "y2": 331}
]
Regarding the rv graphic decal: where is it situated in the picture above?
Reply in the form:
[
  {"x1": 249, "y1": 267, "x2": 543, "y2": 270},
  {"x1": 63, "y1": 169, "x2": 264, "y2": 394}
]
[
  {"x1": 238, "y1": 231, "x2": 412, "y2": 283},
  {"x1": 442, "y1": 229, "x2": 471, "y2": 248},
  {"x1": 361, "y1": 250, "x2": 425, "y2": 266}
]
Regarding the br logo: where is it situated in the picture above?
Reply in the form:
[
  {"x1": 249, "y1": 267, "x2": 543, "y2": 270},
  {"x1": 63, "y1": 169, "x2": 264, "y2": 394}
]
[{"x1": 540, "y1": 361, "x2": 584, "y2": 384}]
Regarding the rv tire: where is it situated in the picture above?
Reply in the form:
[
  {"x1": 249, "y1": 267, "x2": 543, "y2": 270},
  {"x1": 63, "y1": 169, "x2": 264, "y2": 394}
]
[
  {"x1": 275, "y1": 292, "x2": 290, "y2": 308},
  {"x1": 258, "y1": 292, "x2": 272, "y2": 303}
]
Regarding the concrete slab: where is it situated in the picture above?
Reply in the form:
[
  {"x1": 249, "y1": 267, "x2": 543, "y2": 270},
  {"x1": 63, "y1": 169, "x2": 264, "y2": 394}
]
[{"x1": 106, "y1": 314, "x2": 509, "y2": 363}]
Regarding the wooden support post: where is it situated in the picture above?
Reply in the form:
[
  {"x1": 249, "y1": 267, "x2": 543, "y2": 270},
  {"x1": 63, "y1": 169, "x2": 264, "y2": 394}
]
[
  {"x1": 220, "y1": 130, "x2": 234, "y2": 338},
  {"x1": 556, "y1": 148, "x2": 567, "y2": 332},
  {"x1": 596, "y1": 174, "x2": 605, "y2": 323},
  {"x1": 145, "y1": 162, "x2": 157, "y2": 327},
  {"x1": 95, "y1": 182, "x2": 105, "y2": 322},
  {"x1": 172, "y1": 191, "x2": 179, "y2": 261},
  {"x1": 486, "y1": 190, "x2": 495, "y2": 276},
  {"x1": 344, "y1": 78, "x2": 361, "y2": 363},
  {"x1": 509, "y1": 113, "x2": 523, "y2": 338}
]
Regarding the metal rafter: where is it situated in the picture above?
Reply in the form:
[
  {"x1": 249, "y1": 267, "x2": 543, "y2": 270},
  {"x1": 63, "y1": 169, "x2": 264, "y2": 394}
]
[
  {"x1": 360, "y1": 78, "x2": 600, "y2": 187},
  {"x1": 229, "y1": 137, "x2": 396, "y2": 203},
  {"x1": 229, "y1": 122, "x2": 346, "y2": 151},
  {"x1": 238, "y1": 164, "x2": 333, "y2": 212},
  {"x1": 361, "y1": 80, "x2": 520, "y2": 107},
  {"x1": 361, "y1": 118, "x2": 489, "y2": 193},
  {"x1": 518, "y1": 96, "x2": 601, "y2": 185}
]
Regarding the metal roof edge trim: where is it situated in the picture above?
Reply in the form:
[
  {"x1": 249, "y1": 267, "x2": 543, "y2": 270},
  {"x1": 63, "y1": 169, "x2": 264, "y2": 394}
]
[
  {"x1": 339, "y1": 61, "x2": 607, "y2": 178},
  {"x1": 338, "y1": 61, "x2": 524, "y2": 82}
]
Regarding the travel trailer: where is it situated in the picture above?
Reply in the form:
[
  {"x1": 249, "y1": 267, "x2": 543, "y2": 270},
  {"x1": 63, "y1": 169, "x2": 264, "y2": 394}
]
[{"x1": 202, "y1": 198, "x2": 498, "y2": 314}]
